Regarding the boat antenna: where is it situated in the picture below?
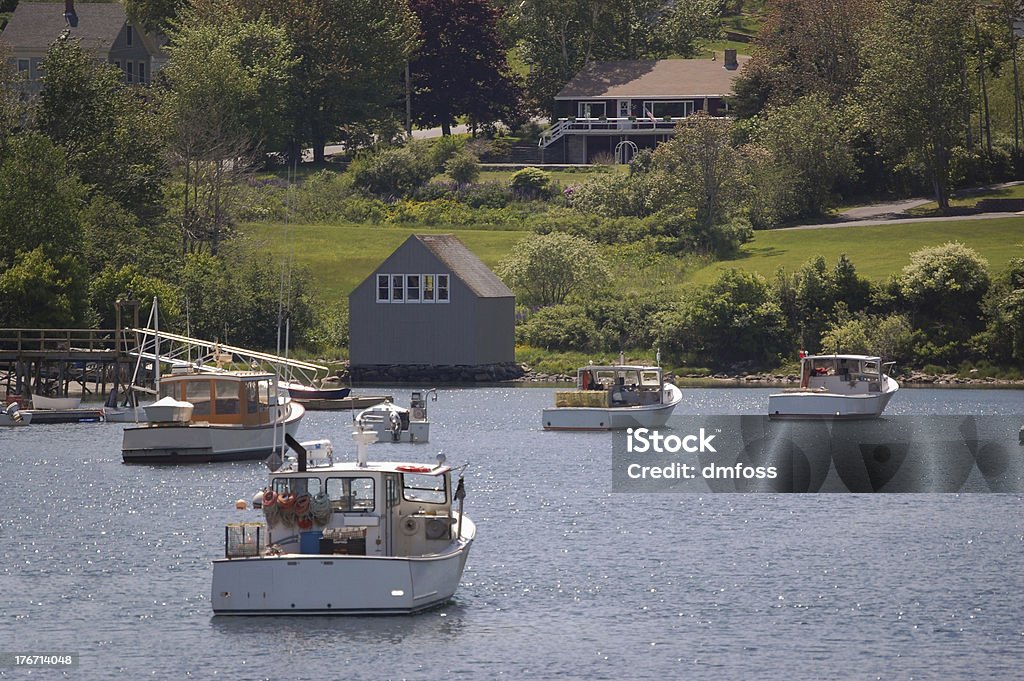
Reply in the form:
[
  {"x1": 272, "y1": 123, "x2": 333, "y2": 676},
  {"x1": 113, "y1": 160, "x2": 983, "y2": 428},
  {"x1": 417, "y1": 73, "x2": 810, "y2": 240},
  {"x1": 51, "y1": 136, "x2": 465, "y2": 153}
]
[{"x1": 656, "y1": 347, "x2": 661, "y2": 367}]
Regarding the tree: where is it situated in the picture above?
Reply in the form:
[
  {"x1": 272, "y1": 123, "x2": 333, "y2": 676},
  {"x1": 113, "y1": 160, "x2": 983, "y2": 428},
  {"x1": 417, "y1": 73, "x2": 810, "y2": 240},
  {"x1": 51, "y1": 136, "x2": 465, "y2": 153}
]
[
  {"x1": 855, "y1": 0, "x2": 974, "y2": 210},
  {"x1": 409, "y1": 0, "x2": 521, "y2": 136},
  {"x1": 37, "y1": 36, "x2": 165, "y2": 221},
  {"x1": 732, "y1": 0, "x2": 876, "y2": 116},
  {"x1": 900, "y1": 242, "x2": 990, "y2": 358},
  {"x1": 0, "y1": 44, "x2": 30, "y2": 157},
  {"x1": 496, "y1": 232, "x2": 610, "y2": 307},
  {"x1": 125, "y1": 0, "x2": 185, "y2": 33},
  {"x1": 653, "y1": 269, "x2": 789, "y2": 367},
  {"x1": 0, "y1": 248, "x2": 89, "y2": 328},
  {"x1": 820, "y1": 313, "x2": 913, "y2": 359},
  {"x1": 0, "y1": 133, "x2": 84, "y2": 264},
  {"x1": 161, "y1": 5, "x2": 296, "y2": 254},
  {"x1": 749, "y1": 93, "x2": 857, "y2": 216},
  {"x1": 237, "y1": 0, "x2": 421, "y2": 163},
  {"x1": 650, "y1": 112, "x2": 747, "y2": 231},
  {"x1": 977, "y1": 256, "x2": 1024, "y2": 363},
  {"x1": 514, "y1": 0, "x2": 719, "y2": 113}
]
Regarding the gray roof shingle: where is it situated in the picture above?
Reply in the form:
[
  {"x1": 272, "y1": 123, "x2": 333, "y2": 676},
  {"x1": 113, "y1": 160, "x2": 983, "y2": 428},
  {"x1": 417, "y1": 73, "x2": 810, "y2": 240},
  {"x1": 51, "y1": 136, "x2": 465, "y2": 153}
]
[
  {"x1": 1, "y1": 2, "x2": 127, "y2": 54},
  {"x1": 555, "y1": 57, "x2": 750, "y2": 100},
  {"x1": 415, "y1": 234, "x2": 513, "y2": 298}
]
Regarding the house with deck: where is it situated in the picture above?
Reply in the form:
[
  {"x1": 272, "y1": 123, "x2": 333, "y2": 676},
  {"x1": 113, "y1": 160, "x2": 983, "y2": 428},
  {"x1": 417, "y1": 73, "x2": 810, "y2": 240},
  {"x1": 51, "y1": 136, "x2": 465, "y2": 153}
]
[
  {"x1": 1, "y1": 1, "x2": 165, "y2": 91},
  {"x1": 539, "y1": 50, "x2": 749, "y2": 164},
  {"x1": 348, "y1": 234, "x2": 520, "y2": 383}
]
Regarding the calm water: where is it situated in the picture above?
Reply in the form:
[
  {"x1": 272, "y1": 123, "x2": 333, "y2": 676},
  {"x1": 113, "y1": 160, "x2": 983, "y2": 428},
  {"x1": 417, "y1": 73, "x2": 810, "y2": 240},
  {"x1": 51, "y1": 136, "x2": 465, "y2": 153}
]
[{"x1": 1, "y1": 387, "x2": 1022, "y2": 680}]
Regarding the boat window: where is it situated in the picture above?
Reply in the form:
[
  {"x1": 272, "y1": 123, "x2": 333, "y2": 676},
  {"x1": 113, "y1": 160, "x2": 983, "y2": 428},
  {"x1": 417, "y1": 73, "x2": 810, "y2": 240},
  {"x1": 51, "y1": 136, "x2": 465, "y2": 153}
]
[
  {"x1": 272, "y1": 477, "x2": 323, "y2": 496},
  {"x1": 326, "y1": 477, "x2": 375, "y2": 512},
  {"x1": 402, "y1": 473, "x2": 446, "y2": 504},
  {"x1": 213, "y1": 380, "x2": 239, "y2": 415},
  {"x1": 595, "y1": 370, "x2": 616, "y2": 389},
  {"x1": 245, "y1": 382, "x2": 259, "y2": 413},
  {"x1": 863, "y1": 361, "x2": 877, "y2": 372},
  {"x1": 187, "y1": 380, "x2": 211, "y2": 416},
  {"x1": 258, "y1": 380, "x2": 270, "y2": 407},
  {"x1": 159, "y1": 383, "x2": 178, "y2": 400},
  {"x1": 640, "y1": 371, "x2": 660, "y2": 387}
]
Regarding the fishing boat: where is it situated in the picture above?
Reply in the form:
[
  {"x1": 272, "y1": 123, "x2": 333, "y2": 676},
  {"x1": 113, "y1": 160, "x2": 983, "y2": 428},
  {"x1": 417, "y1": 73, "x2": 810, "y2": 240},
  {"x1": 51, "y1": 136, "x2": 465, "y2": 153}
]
[
  {"x1": 542, "y1": 365, "x2": 682, "y2": 431},
  {"x1": 768, "y1": 353, "x2": 899, "y2": 419},
  {"x1": 0, "y1": 402, "x2": 31, "y2": 426},
  {"x1": 31, "y1": 395, "x2": 82, "y2": 410},
  {"x1": 211, "y1": 431, "x2": 474, "y2": 615},
  {"x1": 121, "y1": 368, "x2": 304, "y2": 463},
  {"x1": 355, "y1": 391, "x2": 434, "y2": 443}
]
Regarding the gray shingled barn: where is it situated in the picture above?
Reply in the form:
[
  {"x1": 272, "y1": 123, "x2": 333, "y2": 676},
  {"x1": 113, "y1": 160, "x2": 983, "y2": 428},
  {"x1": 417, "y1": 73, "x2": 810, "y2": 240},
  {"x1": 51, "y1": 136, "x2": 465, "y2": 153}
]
[{"x1": 348, "y1": 234, "x2": 520, "y2": 382}]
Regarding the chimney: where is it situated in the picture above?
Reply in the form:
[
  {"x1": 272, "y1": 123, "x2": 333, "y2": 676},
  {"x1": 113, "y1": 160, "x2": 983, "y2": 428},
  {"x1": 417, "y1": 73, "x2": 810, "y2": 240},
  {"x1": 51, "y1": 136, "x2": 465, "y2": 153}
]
[
  {"x1": 724, "y1": 49, "x2": 738, "y2": 70},
  {"x1": 64, "y1": 0, "x2": 78, "y2": 28}
]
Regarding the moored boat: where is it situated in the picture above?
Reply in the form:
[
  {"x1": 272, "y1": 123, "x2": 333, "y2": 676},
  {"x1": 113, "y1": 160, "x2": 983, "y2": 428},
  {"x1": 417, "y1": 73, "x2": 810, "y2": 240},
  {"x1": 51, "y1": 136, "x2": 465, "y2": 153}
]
[
  {"x1": 211, "y1": 432, "x2": 474, "y2": 615},
  {"x1": 355, "y1": 391, "x2": 434, "y2": 443},
  {"x1": 121, "y1": 369, "x2": 303, "y2": 463},
  {"x1": 0, "y1": 402, "x2": 31, "y2": 426},
  {"x1": 283, "y1": 381, "x2": 351, "y2": 402},
  {"x1": 768, "y1": 353, "x2": 899, "y2": 419},
  {"x1": 32, "y1": 395, "x2": 82, "y2": 410},
  {"x1": 542, "y1": 365, "x2": 682, "y2": 431}
]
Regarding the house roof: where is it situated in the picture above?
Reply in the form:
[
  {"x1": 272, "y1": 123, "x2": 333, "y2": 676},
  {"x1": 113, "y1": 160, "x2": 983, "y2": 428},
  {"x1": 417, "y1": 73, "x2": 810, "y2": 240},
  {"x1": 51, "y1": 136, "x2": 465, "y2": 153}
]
[
  {"x1": 414, "y1": 234, "x2": 513, "y2": 298},
  {"x1": 555, "y1": 57, "x2": 750, "y2": 100},
  {"x1": 0, "y1": 2, "x2": 127, "y2": 54}
]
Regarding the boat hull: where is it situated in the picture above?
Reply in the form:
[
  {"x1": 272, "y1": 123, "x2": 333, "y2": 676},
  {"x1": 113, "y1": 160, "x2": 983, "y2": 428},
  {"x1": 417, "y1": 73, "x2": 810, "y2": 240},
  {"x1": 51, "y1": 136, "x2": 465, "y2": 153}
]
[
  {"x1": 0, "y1": 411, "x2": 31, "y2": 426},
  {"x1": 542, "y1": 384, "x2": 682, "y2": 431},
  {"x1": 212, "y1": 522, "x2": 474, "y2": 615},
  {"x1": 121, "y1": 402, "x2": 304, "y2": 463},
  {"x1": 768, "y1": 380, "x2": 898, "y2": 420},
  {"x1": 32, "y1": 395, "x2": 81, "y2": 410}
]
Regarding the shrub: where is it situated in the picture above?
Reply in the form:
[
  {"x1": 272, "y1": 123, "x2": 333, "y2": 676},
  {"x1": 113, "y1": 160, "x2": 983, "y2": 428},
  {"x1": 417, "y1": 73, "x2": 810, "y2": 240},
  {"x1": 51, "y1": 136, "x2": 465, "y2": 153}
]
[
  {"x1": 517, "y1": 304, "x2": 601, "y2": 351},
  {"x1": 445, "y1": 150, "x2": 481, "y2": 185},
  {"x1": 509, "y1": 167, "x2": 553, "y2": 199},
  {"x1": 348, "y1": 145, "x2": 434, "y2": 198},
  {"x1": 461, "y1": 181, "x2": 512, "y2": 209}
]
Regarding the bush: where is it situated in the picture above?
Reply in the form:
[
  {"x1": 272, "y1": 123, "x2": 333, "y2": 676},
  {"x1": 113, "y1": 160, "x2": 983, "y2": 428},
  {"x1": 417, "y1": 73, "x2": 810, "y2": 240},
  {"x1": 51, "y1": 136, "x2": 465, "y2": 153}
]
[
  {"x1": 445, "y1": 150, "x2": 481, "y2": 185},
  {"x1": 509, "y1": 167, "x2": 553, "y2": 199},
  {"x1": 517, "y1": 304, "x2": 602, "y2": 351},
  {"x1": 462, "y1": 181, "x2": 512, "y2": 209},
  {"x1": 348, "y1": 145, "x2": 434, "y2": 198}
]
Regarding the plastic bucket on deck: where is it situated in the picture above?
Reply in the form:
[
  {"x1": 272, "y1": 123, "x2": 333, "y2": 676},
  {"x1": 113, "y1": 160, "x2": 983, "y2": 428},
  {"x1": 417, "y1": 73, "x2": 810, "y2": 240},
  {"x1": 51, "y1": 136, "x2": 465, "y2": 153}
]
[{"x1": 299, "y1": 530, "x2": 323, "y2": 554}]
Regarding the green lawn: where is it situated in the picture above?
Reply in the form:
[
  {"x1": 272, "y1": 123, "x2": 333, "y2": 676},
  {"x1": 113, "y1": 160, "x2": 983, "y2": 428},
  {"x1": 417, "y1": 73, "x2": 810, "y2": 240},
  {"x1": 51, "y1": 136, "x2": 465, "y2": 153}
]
[
  {"x1": 686, "y1": 218, "x2": 1024, "y2": 284},
  {"x1": 242, "y1": 222, "x2": 532, "y2": 297},
  {"x1": 243, "y1": 217, "x2": 1023, "y2": 301}
]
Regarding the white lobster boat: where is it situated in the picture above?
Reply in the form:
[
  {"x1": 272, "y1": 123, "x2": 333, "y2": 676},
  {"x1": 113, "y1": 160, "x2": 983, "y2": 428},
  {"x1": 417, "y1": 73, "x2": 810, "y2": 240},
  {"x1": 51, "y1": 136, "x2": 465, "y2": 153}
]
[
  {"x1": 355, "y1": 390, "x2": 434, "y2": 443},
  {"x1": 121, "y1": 369, "x2": 304, "y2": 463},
  {"x1": 1, "y1": 402, "x2": 31, "y2": 426},
  {"x1": 542, "y1": 365, "x2": 682, "y2": 431},
  {"x1": 31, "y1": 395, "x2": 82, "y2": 410},
  {"x1": 212, "y1": 432, "x2": 474, "y2": 615},
  {"x1": 768, "y1": 354, "x2": 899, "y2": 419}
]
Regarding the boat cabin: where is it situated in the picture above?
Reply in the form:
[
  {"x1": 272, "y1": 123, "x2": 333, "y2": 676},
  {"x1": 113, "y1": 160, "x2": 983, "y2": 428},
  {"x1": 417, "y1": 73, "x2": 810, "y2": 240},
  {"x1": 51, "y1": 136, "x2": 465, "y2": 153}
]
[
  {"x1": 799, "y1": 355, "x2": 889, "y2": 392},
  {"x1": 157, "y1": 370, "x2": 279, "y2": 425},
  {"x1": 573, "y1": 365, "x2": 665, "y2": 406},
  {"x1": 263, "y1": 454, "x2": 456, "y2": 559}
]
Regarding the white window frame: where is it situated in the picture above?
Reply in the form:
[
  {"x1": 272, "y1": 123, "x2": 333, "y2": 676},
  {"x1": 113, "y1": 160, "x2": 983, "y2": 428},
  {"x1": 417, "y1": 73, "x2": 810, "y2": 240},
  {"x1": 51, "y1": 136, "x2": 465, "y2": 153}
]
[
  {"x1": 577, "y1": 101, "x2": 606, "y2": 119},
  {"x1": 405, "y1": 274, "x2": 421, "y2": 303},
  {"x1": 376, "y1": 274, "x2": 390, "y2": 302},
  {"x1": 642, "y1": 100, "x2": 694, "y2": 119},
  {"x1": 390, "y1": 274, "x2": 405, "y2": 303},
  {"x1": 437, "y1": 274, "x2": 450, "y2": 303},
  {"x1": 617, "y1": 99, "x2": 630, "y2": 117},
  {"x1": 126, "y1": 62, "x2": 134, "y2": 83},
  {"x1": 422, "y1": 274, "x2": 435, "y2": 303},
  {"x1": 138, "y1": 62, "x2": 146, "y2": 84}
]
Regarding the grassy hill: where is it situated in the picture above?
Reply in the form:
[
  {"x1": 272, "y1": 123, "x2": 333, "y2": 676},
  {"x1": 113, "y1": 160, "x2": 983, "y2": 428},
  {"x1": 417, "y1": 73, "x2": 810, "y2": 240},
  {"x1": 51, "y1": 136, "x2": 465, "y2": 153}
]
[{"x1": 242, "y1": 217, "x2": 1023, "y2": 301}]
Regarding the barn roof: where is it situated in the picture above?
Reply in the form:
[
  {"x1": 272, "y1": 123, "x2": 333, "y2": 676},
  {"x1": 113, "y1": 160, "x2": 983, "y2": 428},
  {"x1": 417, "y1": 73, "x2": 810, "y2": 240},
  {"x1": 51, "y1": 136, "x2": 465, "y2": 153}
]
[{"x1": 414, "y1": 234, "x2": 513, "y2": 298}]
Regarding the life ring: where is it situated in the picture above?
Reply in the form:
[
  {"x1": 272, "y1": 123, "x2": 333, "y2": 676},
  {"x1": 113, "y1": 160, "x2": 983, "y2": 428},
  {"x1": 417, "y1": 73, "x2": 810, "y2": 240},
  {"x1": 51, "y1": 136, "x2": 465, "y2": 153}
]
[
  {"x1": 396, "y1": 465, "x2": 432, "y2": 473},
  {"x1": 262, "y1": 489, "x2": 277, "y2": 507},
  {"x1": 277, "y1": 492, "x2": 296, "y2": 509},
  {"x1": 294, "y1": 494, "x2": 310, "y2": 515}
]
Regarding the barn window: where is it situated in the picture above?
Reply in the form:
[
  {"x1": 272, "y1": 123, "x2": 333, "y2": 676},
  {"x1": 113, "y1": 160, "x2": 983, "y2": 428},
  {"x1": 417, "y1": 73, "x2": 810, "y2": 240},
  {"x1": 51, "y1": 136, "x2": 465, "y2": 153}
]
[
  {"x1": 422, "y1": 275, "x2": 435, "y2": 302},
  {"x1": 391, "y1": 275, "x2": 404, "y2": 302},
  {"x1": 437, "y1": 275, "x2": 449, "y2": 302},
  {"x1": 406, "y1": 275, "x2": 420, "y2": 302},
  {"x1": 376, "y1": 274, "x2": 389, "y2": 302}
]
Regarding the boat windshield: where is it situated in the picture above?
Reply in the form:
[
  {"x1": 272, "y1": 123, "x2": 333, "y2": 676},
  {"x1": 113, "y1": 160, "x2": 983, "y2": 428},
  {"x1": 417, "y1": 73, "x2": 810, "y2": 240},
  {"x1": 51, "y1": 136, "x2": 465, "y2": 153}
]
[
  {"x1": 325, "y1": 477, "x2": 375, "y2": 512},
  {"x1": 402, "y1": 473, "x2": 447, "y2": 504},
  {"x1": 272, "y1": 476, "x2": 323, "y2": 496},
  {"x1": 640, "y1": 370, "x2": 661, "y2": 387}
]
